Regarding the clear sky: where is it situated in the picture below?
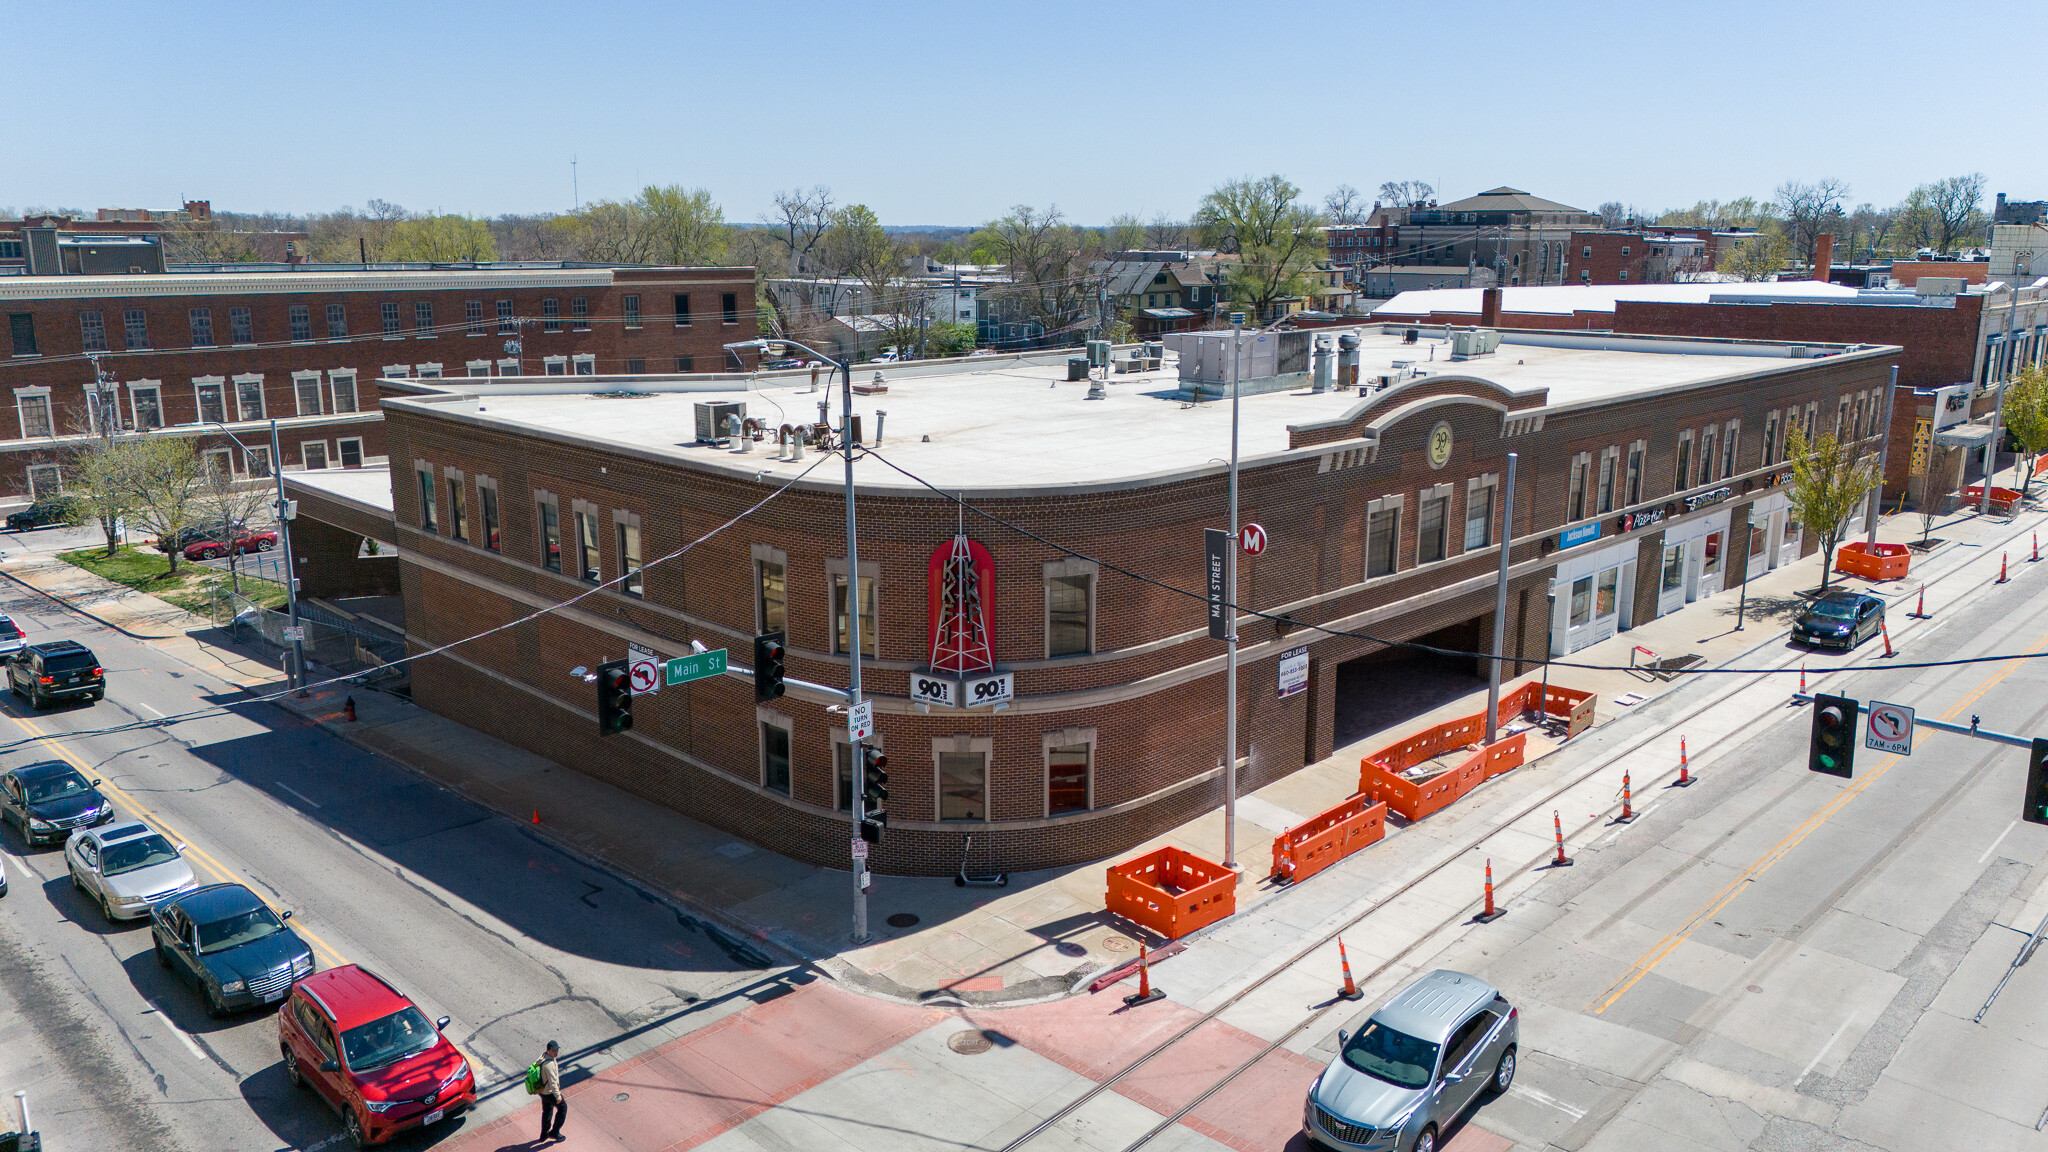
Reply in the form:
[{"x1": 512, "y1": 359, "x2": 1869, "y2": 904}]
[{"x1": 6, "y1": 0, "x2": 2043, "y2": 227}]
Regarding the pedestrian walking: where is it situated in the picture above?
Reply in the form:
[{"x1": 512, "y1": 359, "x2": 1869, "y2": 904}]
[{"x1": 538, "y1": 1040, "x2": 566, "y2": 1142}]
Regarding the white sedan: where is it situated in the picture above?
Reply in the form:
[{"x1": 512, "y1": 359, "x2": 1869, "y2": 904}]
[{"x1": 66, "y1": 821, "x2": 198, "y2": 921}]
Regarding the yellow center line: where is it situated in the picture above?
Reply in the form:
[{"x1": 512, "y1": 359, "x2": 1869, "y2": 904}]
[
  {"x1": 7, "y1": 712, "x2": 349, "y2": 969},
  {"x1": 1590, "y1": 625, "x2": 2048, "y2": 1015}
]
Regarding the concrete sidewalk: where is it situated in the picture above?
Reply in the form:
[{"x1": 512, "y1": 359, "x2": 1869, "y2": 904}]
[{"x1": 3, "y1": 468, "x2": 2044, "y2": 1013}]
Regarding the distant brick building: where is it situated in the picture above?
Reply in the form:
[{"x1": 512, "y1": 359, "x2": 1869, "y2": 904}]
[
  {"x1": 285, "y1": 331, "x2": 1894, "y2": 876},
  {"x1": 0, "y1": 266, "x2": 757, "y2": 500}
]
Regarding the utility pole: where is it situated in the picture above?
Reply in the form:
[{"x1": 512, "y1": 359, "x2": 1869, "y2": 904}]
[
  {"x1": 839, "y1": 353, "x2": 869, "y2": 943},
  {"x1": 1223, "y1": 312, "x2": 1244, "y2": 869}
]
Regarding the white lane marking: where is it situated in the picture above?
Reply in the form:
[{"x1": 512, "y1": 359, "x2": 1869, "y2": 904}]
[
  {"x1": 1510, "y1": 1083, "x2": 1587, "y2": 1120},
  {"x1": 277, "y1": 783, "x2": 321, "y2": 808},
  {"x1": 146, "y1": 1009, "x2": 209, "y2": 1062},
  {"x1": 134, "y1": 701, "x2": 163, "y2": 717},
  {"x1": 1797, "y1": 1011, "x2": 1856, "y2": 1083},
  {"x1": 1979, "y1": 819, "x2": 2019, "y2": 864}
]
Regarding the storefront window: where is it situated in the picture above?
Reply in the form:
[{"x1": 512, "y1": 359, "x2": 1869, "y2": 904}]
[
  {"x1": 1662, "y1": 545, "x2": 1684, "y2": 592},
  {"x1": 939, "y1": 752, "x2": 986, "y2": 820},
  {"x1": 1702, "y1": 531, "x2": 1722, "y2": 577},
  {"x1": 1596, "y1": 568, "x2": 1618, "y2": 618},
  {"x1": 1048, "y1": 744, "x2": 1090, "y2": 814},
  {"x1": 1570, "y1": 576, "x2": 1593, "y2": 627}
]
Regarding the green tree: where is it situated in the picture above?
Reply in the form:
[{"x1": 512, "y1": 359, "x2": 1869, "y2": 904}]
[
  {"x1": 2002, "y1": 365, "x2": 2048, "y2": 498},
  {"x1": 1193, "y1": 175, "x2": 1327, "y2": 320},
  {"x1": 385, "y1": 215, "x2": 499, "y2": 262},
  {"x1": 1717, "y1": 233, "x2": 1789, "y2": 281},
  {"x1": 1786, "y1": 423, "x2": 1881, "y2": 593},
  {"x1": 108, "y1": 439, "x2": 205, "y2": 576},
  {"x1": 923, "y1": 321, "x2": 977, "y2": 357},
  {"x1": 973, "y1": 205, "x2": 1092, "y2": 340},
  {"x1": 1101, "y1": 213, "x2": 1145, "y2": 253},
  {"x1": 638, "y1": 185, "x2": 728, "y2": 265}
]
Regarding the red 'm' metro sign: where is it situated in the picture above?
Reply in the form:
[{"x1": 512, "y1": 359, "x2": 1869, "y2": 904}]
[{"x1": 1239, "y1": 523, "x2": 1267, "y2": 556}]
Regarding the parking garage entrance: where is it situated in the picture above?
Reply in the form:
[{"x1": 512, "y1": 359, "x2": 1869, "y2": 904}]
[{"x1": 1331, "y1": 616, "x2": 1487, "y2": 751}]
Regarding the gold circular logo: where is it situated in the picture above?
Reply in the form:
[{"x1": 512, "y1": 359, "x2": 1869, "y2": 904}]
[{"x1": 1427, "y1": 421, "x2": 1453, "y2": 469}]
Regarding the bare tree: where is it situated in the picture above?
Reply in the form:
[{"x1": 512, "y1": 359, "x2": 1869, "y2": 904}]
[
  {"x1": 1597, "y1": 201, "x2": 1629, "y2": 229},
  {"x1": 193, "y1": 458, "x2": 275, "y2": 593},
  {"x1": 1378, "y1": 180, "x2": 1434, "y2": 206},
  {"x1": 1771, "y1": 178, "x2": 1852, "y2": 264},
  {"x1": 1322, "y1": 185, "x2": 1368, "y2": 225},
  {"x1": 975, "y1": 205, "x2": 1094, "y2": 342},
  {"x1": 1144, "y1": 215, "x2": 1189, "y2": 250},
  {"x1": 1101, "y1": 213, "x2": 1146, "y2": 253},
  {"x1": 108, "y1": 439, "x2": 204, "y2": 576},
  {"x1": 1922, "y1": 173, "x2": 1988, "y2": 252},
  {"x1": 767, "y1": 186, "x2": 835, "y2": 275}
]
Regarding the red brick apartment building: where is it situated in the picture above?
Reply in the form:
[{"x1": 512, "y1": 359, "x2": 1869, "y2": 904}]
[
  {"x1": 1372, "y1": 281, "x2": 2048, "y2": 503},
  {"x1": 0, "y1": 265, "x2": 757, "y2": 500},
  {"x1": 283, "y1": 330, "x2": 1896, "y2": 876}
]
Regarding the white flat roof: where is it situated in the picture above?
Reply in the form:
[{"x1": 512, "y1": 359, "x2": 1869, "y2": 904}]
[
  {"x1": 1373, "y1": 280, "x2": 1877, "y2": 317},
  {"x1": 388, "y1": 329, "x2": 1889, "y2": 495},
  {"x1": 286, "y1": 466, "x2": 395, "y2": 513}
]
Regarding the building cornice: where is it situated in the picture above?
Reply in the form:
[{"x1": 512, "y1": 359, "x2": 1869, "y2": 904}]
[{"x1": 0, "y1": 268, "x2": 618, "y2": 302}]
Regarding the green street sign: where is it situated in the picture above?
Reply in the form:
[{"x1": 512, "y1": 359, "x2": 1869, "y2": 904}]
[{"x1": 665, "y1": 648, "x2": 728, "y2": 686}]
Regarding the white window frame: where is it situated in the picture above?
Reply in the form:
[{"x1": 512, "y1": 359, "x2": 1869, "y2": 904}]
[
  {"x1": 293, "y1": 371, "x2": 324, "y2": 416},
  {"x1": 826, "y1": 556, "x2": 880, "y2": 657},
  {"x1": 1673, "y1": 430, "x2": 1694, "y2": 492},
  {"x1": 337, "y1": 437, "x2": 365, "y2": 469},
  {"x1": 301, "y1": 440, "x2": 330, "y2": 470},
  {"x1": 1042, "y1": 726, "x2": 1098, "y2": 817},
  {"x1": 381, "y1": 364, "x2": 411, "y2": 380},
  {"x1": 1415, "y1": 482, "x2": 1453, "y2": 566},
  {"x1": 1595, "y1": 447, "x2": 1619, "y2": 514},
  {"x1": 192, "y1": 375, "x2": 228, "y2": 425},
  {"x1": 542, "y1": 355, "x2": 568, "y2": 376},
  {"x1": 571, "y1": 353, "x2": 597, "y2": 375},
  {"x1": 1043, "y1": 557, "x2": 1098, "y2": 657},
  {"x1": 753, "y1": 544, "x2": 789, "y2": 633},
  {"x1": 1722, "y1": 420, "x2": 1740, "y2": 479},
  {"x1": 25, "y1": 463, "x2": 61, "y2": 499},
  {"x1": 497, "y1": 358, "x2": 520, "y2": 377},
  {"x1": 1567, "y1": 451, "x2": 1592, "y2": 521},
  {"x1": 415, "y1": 362, "x2": 443, "y2": 379},
  {"x1": 466, "y1": 360, "x2": 491, "y2": 377},
  {"x1": 231, "y1": 372, "x2": 265, "y2": 422},
  {"x1": 128, "y1": 379, "x2": 163, "y2": 431},
  {"x1": 933, "y1": 733, "x2": 994, "y2": 823},
  {"x1": 1625, "y1": 439, "x2": 1646, "y2": 506},
  {"x1": 1461, "y1": 473, "x2": 1498, "y2": 552},
  {"x1": 13, "y1": 386, "x2": 53, "y2": 439},
  {"x1": 1365, "y1": 494, "x2": 1403, "y2": 579},
  {"x1": 201, "y1": 446, "x2": 235, "y2": 478},
  {"x1": 328, "y1": 370, "x2": 358, "y2": 413}
]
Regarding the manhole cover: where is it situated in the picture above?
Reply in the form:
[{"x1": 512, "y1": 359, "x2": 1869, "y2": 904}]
[
  {"x1": 613, "y1": 1092, "x2": 630, "y2": 1102},
  {"x1": 1102, "y1": 935, "x2": 1134, "y2": 953},
  {"x1": 948, "y1": 1029, "x2": 995, "y2": 1055},
  {"x1": 886, "y1": 912, "x2": 921, "y2": 929},
  {"x1": 1055, "y1": 941, "x2": 1088, "y2": 957}
]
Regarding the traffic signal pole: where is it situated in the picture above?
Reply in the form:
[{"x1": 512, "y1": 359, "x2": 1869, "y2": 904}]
[
  {"x1": 1792, "y1": 693, "x2": 2036, "y2": 749},
  {"x1": 839, "y1": 354, "x2": 870, "y2": 946}
]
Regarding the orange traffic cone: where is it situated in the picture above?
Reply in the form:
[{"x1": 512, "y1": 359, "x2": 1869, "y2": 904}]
[
  {"x1": 1880, "y1": 622, "x2": 1894, "y2": 658},
  {"x1": 1999, "y1": 553, "x2": 2010, "y2": 583},
  {"x1": 1475, "y1": 858, "x2": 1506, "y2": 923},
  {"x1": 1550, "y1": 810, "x2": 1573, "y2": 868},
  {"x1": 1673, "y1": 736, "x2": 1694, "y2": 786},
  {"x1": 1912, "y1": 584, "x2": 1927, "y2": 618},
  {"x1": 1617, "y1": 772, "x2": 1636, "y2": 823},
  {"x1": 1799, "y1": 663, "x2": 1807, "y2": 693},
  {"x1": 531, "y1": 810, "x2": 541, "y2": 824},
  {"x1": 1337, "y1": 937, "x2": 1363, "y2": 1000},
  {"x1": 1123, "y1": 944, "x2": 1166, "y2": 1007}
]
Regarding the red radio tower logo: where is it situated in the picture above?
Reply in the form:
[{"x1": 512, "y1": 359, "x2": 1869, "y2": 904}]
[{"x1": 927, "y1": 536, "x2": 995, "y2": 675}]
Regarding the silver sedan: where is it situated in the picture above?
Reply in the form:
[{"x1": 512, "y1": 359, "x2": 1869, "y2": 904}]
[{"x1": 65, "y1": 821, "x2": 199, "y2": 921}]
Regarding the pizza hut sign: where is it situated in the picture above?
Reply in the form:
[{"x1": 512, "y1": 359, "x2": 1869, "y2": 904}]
[{"x1": 1619, "y1": 507, "x2": 1666, "y2": 532}]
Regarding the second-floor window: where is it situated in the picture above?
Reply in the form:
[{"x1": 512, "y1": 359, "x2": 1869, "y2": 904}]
[
  {"x1": 382, "y1": 302, "x2": 400, "y2": 336},
  {"x1": 1567, "y1": 456, "x2": 1588, "y2": 521},
  {"x1": 195, "y1": 381, "x2": 226, "y2": 424},
  {"x1": 1625, "y1": 443, "x2": 1644, "y2": 505},
  {"x1": 448, "y1": 478, "x2": 467, "y2": 541},
  {"x1": 1366, "y1": 502, "x2": 1399, "y2": 578},
  {"x1": 538, "y1": 499, "x2": 561, "y2": 572},
  {"x1": 1417, "y1": 490, "x2": 1448, "y2": 564},
  {"x1": 131, "y1": 386, "x2": 162, "y2": 430},
  {"x1": 465, "y1": 300, "x2": 484, "y2": 335},
  {"x1": 832, "y1": 572, "x2": 876, "y2": 657},
  {"x1": 329, "y1": 372, "x2": 358, "y2": 413},
  {"x1": 1596, "y1": 451, "x2": 1616, "y2": 514},
  {"x1": 1463, "y1": 483, "x2": 1493, "y2": 550},
  {"x1": 623, "y1": 295, "x2": 641, "y2": 329},
  {"x1": 618, "y1": 521, "x2": 642, "y2": 596},
  {"x1": 1698, "y1": 426, "x2": 1717, "y2": 486},
  {"x1": 721, "y1": 293, "x2": 739, "y2": 324},
  {"x1": 570, "y1": 298, "x2": 588, "y2": 330},
  {"x1": 496, "y1": 299, "x2": 514, "y2": 334},
  {"x1": 575, "y1": 511, "x2": 600, "y2": 582},
  {"x1": 1674, "y1": 435, "x2": 1693, "y2": 492},
  {"x1": 327, "y1": 304, "x2": 347, "y2": 337},
  {"x1": 758, "y1": 557, "x2": 786, "y2": 632},
  {"x1": 17, "y1": 394, "x2": 52, "y2": 438},
  {"x1": 542, "y1": 298, "x2": 560, "y2": 332},
  {"x1": 189, "y1": 308, "x2": 214, "y2": 347},
  {"x1": 1046, "y1": 570, "x2": 1091, "y2": 656},
  {"x1": 480, "y1": 486, "x2": 501, "y2": 550},
  {"x1": 414, "y1": 301, "x2": 434, "y2": 334},
  {"x1": 235, "y1": 377, "x2": 265, "y2": 421},
  {"x1": 674, "y1": 294, "x2": 691, "y2": 325},
  {"x1": 79, "y1": 310, "x2": 106, "y2": 352},
  {"x1": 417, "y1": 469, "x2": 437, "y2": 533}
]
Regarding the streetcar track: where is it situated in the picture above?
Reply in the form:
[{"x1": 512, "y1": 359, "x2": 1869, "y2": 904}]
[{"x1": 998, "y1": 514, "x2": 2045, "y2": 1152}]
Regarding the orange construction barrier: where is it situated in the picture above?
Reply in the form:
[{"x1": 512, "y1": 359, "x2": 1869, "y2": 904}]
[
  {"x1": 1963, "y1": 485, "x2": 2023, "y2": 515},
  {"x1": 1360, "y1": 732, "x2": 1528, "y2": 822},
  {"x1": 1270, "y1": 794, "x2": 1388, "y2": 884},
  {"x1": 1834, "y1": 541, "x2": 1912, "y2": 581},
  {"x1": 1105, "y1": 846, "x2": 1238, "y2": 940}
]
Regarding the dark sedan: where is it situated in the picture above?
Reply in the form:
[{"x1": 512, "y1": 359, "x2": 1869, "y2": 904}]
[
  {"x1": 0, "y1": 760, "x2": 112, "y2": 847},
  {"x1": 152, "y1": 883, "x2": 315, "y2": 1016},
  {"x1": 1793, "y1": 590, "x2": 1886, "y2": 650}
]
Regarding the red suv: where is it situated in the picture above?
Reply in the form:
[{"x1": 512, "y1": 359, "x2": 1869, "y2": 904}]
[{"x1": 277, "y1": 965, "x2": 474, "y2": 1147}]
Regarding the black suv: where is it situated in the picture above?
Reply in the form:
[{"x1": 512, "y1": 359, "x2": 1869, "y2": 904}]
[
  {"x1": 7, "y1": 640, "x2": 106, "y2": 709},
  {"x1": 5, "y1": 497, "x2": 74, "y2": 532}
]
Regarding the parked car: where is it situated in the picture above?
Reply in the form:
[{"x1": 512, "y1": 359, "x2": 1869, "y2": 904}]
[
  {"x1": 153, "y1": 521, "x2": 244, "y2": 555},
  {"x1": 66, "y1": 820, "x2": 199, "y2": 921},
  {"x1": 0, "y1": 613, "x2": 27, "y2": 657},
  {"x1": 1305, "y1": 970, "x2": 1518, "y2": 1152},
  {"x1": 152, "y1": 883, "x2": 314, "y2": 1016},
  {"x1": 184, "y1": 530, "x2": 278, "y2": 561},
  {"x1": 7, "y1": 639, "x2": 106, "y2": 708},
  {"x1": 5, "y1": 497, "x2": 75, "y2": 532},
  {"x1": 1792, "y1": 590, "x2": 1886, "y2": 651},
  {"x1": 279, "y1": 964, "x2": 476, "y2": 1148},
  {"x1": 0, "y1": 760, "x2": 112, "y2": 846},
  {"x1": 759, "y1": 357, "x2": 805, "y2": 370}
]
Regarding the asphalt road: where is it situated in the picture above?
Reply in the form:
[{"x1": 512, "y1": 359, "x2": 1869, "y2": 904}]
[{"x1": 0, "y1": 579, "x2": 795, "y2": 1151}]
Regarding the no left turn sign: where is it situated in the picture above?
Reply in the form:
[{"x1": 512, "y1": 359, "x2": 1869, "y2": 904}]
[{"x1": 1866, "y1": 700, "x2": 1913, "y2": 754}]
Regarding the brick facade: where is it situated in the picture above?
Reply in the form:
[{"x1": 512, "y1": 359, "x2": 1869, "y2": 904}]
[{"x1": 301, "y1": 339, "x2": 1897, "y2": 876}]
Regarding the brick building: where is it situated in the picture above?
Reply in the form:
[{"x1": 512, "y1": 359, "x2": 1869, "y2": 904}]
[
  {"x1": 0, "y1": 265, "x2": 758, "y2": 500},
  {"x1": 284, "y1": 330, "x2": 1896, "y2": 877},
  {"x1": 1371, "y1": 280, "x2": 2048, "y2": 504},
  {"x1": 1561, "y1": 229, "x2": 1710, "y2": 284},
  {"x1": 1330, "y1": 187, "x2": 1601, "y2": 286}
]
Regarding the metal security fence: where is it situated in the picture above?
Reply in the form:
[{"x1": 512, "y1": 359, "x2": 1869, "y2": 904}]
[{"x1": 209, "y1": 589, "x2": 407, "y2": 684}]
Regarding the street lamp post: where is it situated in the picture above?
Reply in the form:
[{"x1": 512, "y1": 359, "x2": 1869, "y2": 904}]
[
  {"x1": 1223, "y1": 312, "x2": 1244, "y2": 870},
  {"x1": 729, "y1": 337, "x2": 869, "y2": 942},
  {"x1": 202, "y1": 420, "x2": 305, "y2": 692}
]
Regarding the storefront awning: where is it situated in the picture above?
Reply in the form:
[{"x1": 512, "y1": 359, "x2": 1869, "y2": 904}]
[
  {"x1": 1934, "y1": 423, "x2": 1993, "y2": 449},
  {"x1": 1142, "y1": 307, "x2": 1196, "y2": 319}
]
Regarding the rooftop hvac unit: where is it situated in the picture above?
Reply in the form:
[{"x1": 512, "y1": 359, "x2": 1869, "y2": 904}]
[
  {"x1": 1403, "y1": 328, "x2": 1420, "y2": 344},
  {"x1": 694, "y1": 400, "x2": 746, "y2": 443},
  {"x1": 1086, "y1": 339, "x2": 1111, "y2": 367}
]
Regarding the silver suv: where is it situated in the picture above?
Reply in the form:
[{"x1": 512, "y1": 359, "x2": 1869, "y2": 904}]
[{"x1": 1305, "y1": 969, "x2": 1518, "y2": 1152}]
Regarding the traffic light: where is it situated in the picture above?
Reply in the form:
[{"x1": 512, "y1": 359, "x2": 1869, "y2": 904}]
[
  {"x1": 754, "y1": 631, "x2": 786, "y2": 703},
  {"x1": 859, "y1": 746, "x2": 889, "y2": 845},
  {"x1": 596, "y1": 660, "x2": 633, "y2": 736},
  {"x1": 2024, "y1": 738, "x2": 2048, "y2": 825},
  {"x1": 1808, "y1": 693, "x2": 1857, "y2": 778}
]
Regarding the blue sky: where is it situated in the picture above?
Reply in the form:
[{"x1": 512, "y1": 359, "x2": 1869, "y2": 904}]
[{"x1": 6, "y1": 0, "x2": 2043, "y2": 226}]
